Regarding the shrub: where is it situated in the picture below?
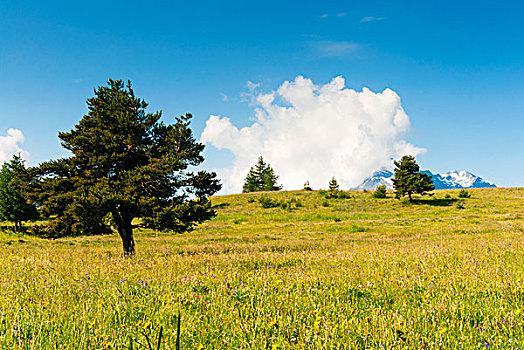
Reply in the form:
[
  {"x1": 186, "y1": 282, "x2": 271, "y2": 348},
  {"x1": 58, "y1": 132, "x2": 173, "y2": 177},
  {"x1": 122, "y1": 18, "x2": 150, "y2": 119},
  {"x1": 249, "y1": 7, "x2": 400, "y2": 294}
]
[
  {"x1": 325, "y1": 190, "x2": 351, "y2": 199},
  {"x1": 258, "y1": 195, "x2": 279, "y2": 208},
  {"x1": 279, "y1": 198, "x2": 303, "y2": 211},
  {"x1": 373, "y1": 185, "x2": 387, "y2": 199},
  {"x1": 293, "y1": 198, "x2": 304, "y2": 207},
  {"x1": 259, "y1": 196, "x2": 303, "y2": 210},
  {"x1": 445, "y1": 194, "x2": 452, "y2": 199},
  {"x1": 279, "y1": 200, "x2": 290, "y2": 210},
  {"x1": 458, "y1": 189, "x2": 471, "y2": 198},
  {"x1": 456, "y1": 200, "x2": 465, "y2": 209}
]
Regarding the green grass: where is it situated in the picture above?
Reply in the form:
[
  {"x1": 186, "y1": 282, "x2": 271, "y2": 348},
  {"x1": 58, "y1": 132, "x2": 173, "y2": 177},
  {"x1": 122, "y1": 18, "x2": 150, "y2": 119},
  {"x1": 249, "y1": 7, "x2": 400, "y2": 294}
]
[{"x1": 0, "y1": 188, "x2": 523, "y2": 348}]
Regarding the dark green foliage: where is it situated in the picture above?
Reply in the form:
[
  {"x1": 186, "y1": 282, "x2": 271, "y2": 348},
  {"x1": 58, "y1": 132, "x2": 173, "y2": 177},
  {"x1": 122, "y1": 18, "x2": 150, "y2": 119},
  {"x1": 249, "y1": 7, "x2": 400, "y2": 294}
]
[
  {"x1": 262, "y1": 166, "x2": 281, "y2": 191},
  {"x1": 243, "y1": 169, "x2": 258, "y2": 193},
  {"x1": 323, "y1": 177, "x2": 351, "y2": 199},
  {"x1": 458, "y1": 189, "x2": 471, "y2": 198},
  {"x1": 373, "y1": 185, "x2": 387, "y2": 199},
  {"x1": 258, "y1": 195, "x2": 279, "y2": 208},
  {"x1": 392, "y1": 155, "x2": 435, "y2": 202},
  {"x1": 242, "y1": 156, "x2": 282, "y2": 193},
  {"x1": 303, "y1": 181, "x2": 313, "y2": 191},
  {"x1": 324, "y1": 190, "x2": 351, "y2": 199},
  {"x1": 0, "y1": 155, "x2": 38, "y2": 232},
  {"x1": 456, "y1": 200, "x2": 466, "y2": 209},
  {"x1": 328, "y1": 177, "x2": 339, "y2": 192},
  {"x1": 30, "y1": 79, "x2": 221, "y2": 254},
  {"x1": 279, "y1": 197, "x2": 303, "y2": 211},
  {"x1": 141, "y1": 197, "x2": 215, "y2": 233},
  {"x1": 258, "y1": 195, "x2": 303, "y2": 210}
]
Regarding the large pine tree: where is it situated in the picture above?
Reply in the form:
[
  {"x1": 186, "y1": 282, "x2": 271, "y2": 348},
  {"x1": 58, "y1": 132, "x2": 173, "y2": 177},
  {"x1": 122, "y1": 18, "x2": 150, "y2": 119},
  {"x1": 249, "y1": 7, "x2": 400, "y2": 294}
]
[{"x1": 32, "y1": 79, "x2": 221, "y2": 254}]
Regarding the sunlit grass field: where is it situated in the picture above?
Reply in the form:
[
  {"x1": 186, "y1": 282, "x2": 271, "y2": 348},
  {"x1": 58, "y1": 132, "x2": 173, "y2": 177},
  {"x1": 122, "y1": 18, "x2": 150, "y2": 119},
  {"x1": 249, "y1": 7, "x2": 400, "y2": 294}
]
[{"x1": 1, "y1": 188, "x2": 523, "y2": 349}]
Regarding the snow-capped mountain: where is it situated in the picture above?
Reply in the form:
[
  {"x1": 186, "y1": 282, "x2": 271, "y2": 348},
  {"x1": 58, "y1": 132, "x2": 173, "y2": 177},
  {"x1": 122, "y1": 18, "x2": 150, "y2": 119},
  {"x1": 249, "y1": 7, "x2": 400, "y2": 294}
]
[
  {"x1": 354, "y1": 169, "x2": 395, "y2": 190},
  {"x1": 354, "y1": 169, "x2": 497, "y2": 190},
  {"x1": 420, "y1": 170, "x2": 497, "y2": 190}
]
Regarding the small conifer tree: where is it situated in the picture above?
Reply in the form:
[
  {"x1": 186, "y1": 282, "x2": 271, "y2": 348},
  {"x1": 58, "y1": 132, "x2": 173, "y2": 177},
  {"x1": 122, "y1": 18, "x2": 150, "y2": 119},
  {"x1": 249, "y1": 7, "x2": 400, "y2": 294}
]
[
  {"x1": 373, "y1": 185, "x2": 387, "y2": 199},
  {"x1": 0, "y1": 155, "x2": 38, "y2": 232},
  {"x1": 242, "y1": 156, "x2": 282, "y2": 192},
  {"x1": 303, "y1": 181, "x2": 313, "y2": 191},
  {"x1": 328, "y1": 177, "x2": 339, "y2": 192},
  {"x1": 324, "y1": 177, "x2": 350, "y2": 199}
]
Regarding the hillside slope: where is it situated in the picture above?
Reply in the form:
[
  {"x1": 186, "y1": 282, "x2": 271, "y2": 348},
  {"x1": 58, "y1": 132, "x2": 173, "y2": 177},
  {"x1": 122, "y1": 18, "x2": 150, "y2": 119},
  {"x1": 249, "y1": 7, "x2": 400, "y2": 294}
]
[
  {"x1": 201, "y1": 187, "x2": 522, "y2": 250},
  {"x1": 0, "y1": 187, "x2": 523, "y2": 348}
]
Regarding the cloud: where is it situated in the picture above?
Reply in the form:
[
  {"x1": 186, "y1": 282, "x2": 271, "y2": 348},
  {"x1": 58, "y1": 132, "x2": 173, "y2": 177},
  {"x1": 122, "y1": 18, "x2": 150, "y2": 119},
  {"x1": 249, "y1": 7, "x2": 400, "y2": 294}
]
[
  {"x1": 314, "y1": 40, "x2": 359, "y2": 57},
  {"x1": 219, "y1": 92, "x2": 229, "y2": 102},
  {"x1": 0, "y1": 128, "x2": 30, "y2": 164},
  {"x1": 246, "y1": 81, "x2": 261, "y2": 91},
  {"x1": 360, "y1": 16, "x2": 385, "y2": 23},
  {"x1": 320, "y1": 13, "x2": 347, "y2": 19},
  {"x1": 201, "y1": 76, "x2": 425, "y2": 194}
]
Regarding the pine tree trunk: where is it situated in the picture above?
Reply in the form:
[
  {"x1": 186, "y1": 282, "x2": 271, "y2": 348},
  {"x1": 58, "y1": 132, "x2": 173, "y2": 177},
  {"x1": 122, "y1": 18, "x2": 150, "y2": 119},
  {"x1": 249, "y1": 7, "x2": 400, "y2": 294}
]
[
  {"x1": 121, "y1": 221, "x2": 135, "y2": 255},
  {"x1": 408, "y1": 192, "x2": 412, "y2": 202},
  {"x1": 113, "y1": 211, "x2": 135, "y2": 255}
]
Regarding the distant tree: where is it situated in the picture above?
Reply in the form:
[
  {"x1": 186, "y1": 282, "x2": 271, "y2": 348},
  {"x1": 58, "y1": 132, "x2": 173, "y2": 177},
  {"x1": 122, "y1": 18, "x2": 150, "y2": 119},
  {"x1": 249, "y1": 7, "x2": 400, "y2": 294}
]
[
  {"x1": 324, "y1": 177, "x2": 351, "y2": 199},
  {"x1": 373, "y1": 185, "x2": 387, "y2": 199},
  {"x1": 392, "y1": 155, "x2": 434, "y2": 201},
  {"x1": 31, "y1": 79, "x2": 221, "y2": 255},
  {"x1": 0, "y1": 155, "x2": 38, "y2": 232},
  {"x1": 303, "y1": 180, "x2": 313, "y2": 191},
  {"x1": 242, "y1": 156, "x2": 282, "y2": 192},
  {"x1": 328, "y1": 177, "x2": 339, "y2": 192}
]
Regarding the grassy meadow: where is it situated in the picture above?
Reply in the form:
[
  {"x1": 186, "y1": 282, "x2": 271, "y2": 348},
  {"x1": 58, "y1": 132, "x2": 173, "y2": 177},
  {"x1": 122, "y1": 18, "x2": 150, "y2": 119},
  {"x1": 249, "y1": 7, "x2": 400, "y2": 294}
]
[{"x1": 0, "y1": 187, "x2": 523, "y2": 349}]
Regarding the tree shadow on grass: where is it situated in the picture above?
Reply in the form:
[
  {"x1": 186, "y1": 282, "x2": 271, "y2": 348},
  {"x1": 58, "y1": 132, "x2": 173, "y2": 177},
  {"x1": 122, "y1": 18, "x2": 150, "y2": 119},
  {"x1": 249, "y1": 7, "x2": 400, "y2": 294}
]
[
  {"x1": 413, "y1": 198, "x2": 458, "y2": 206},
  {"x1": 212, "y1": 203, "x2": 230, "y2": 209}
]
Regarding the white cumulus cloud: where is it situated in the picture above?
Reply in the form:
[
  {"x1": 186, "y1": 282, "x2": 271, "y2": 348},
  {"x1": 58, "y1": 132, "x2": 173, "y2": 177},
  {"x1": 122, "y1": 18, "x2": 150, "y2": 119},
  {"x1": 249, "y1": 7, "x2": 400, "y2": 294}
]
[
  {"x1": 0, "y1": 128, "x2": 30, "y2": 164},
  {"x1": 201, "y1": 76, "x2": 425, "y2": 193}
]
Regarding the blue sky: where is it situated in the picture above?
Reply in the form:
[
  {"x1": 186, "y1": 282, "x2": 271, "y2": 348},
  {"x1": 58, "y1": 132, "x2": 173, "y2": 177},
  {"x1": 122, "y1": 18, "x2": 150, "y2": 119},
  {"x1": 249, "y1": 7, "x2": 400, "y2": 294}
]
[{"x1": 1, "y1": 0, "x2": 523, "y2": 189}]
